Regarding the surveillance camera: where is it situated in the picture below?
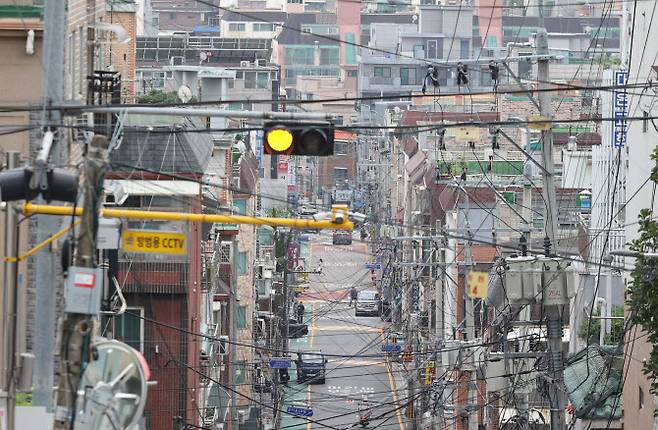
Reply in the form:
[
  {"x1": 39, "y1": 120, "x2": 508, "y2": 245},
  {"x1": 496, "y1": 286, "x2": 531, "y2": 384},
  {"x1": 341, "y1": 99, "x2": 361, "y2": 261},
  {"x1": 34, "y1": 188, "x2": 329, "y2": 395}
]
[{"x1": 349, "y1": 212, "x2": 367, "y2": 223}]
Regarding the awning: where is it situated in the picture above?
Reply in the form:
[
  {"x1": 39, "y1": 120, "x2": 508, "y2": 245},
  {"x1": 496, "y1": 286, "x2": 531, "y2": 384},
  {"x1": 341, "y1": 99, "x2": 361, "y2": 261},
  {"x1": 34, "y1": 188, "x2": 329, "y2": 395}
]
[{"x1": 105, "y1": 179, "x2": 200, "y2": 198}]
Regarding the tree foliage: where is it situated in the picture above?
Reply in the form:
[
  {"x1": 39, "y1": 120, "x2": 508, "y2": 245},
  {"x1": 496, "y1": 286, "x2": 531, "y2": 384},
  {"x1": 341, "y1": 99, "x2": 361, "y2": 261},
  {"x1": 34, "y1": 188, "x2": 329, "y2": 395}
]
[
  {"x1": 578, "y1": 305, "x2": 624, "y2": 344},
  {"x1": 626, "y1": 146, "x2": 658, "y2": 409},
  {"x1": 136, "y1": 90, "x2": 181, "y2": 104}
]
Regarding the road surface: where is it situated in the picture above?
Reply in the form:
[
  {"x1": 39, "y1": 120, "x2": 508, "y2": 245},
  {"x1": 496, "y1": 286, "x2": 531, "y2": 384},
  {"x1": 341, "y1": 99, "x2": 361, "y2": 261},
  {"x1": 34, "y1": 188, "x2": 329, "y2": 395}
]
[{"x1": 280, "y1": 232, "x2": 407, "y2": 430}]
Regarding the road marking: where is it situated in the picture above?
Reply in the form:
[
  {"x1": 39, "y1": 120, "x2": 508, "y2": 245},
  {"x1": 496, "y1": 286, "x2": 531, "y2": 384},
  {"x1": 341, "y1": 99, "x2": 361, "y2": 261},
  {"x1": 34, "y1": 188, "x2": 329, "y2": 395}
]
[
  {"x1": 386, "y1": 352, "x2": 405, "y2": 430},
  {"x1": 314, "y1": 325, "x2": 382, "y2": 333},
  {"x1": 334, "y1": 359, "x2": 387, "y2": 367}
]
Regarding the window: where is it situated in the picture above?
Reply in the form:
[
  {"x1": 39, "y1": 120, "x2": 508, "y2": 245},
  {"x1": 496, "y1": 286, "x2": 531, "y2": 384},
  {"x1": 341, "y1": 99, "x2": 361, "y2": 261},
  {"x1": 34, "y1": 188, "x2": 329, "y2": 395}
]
[
  {"x1": 373, "y1": 67, "x2": 391, "y2": 78},
  {"x1": 228, "y1": 23, "x2": 246, "y2": 31},
  {"x1": 334, "y1": 167, "x2": 348, "y2": 184},
  {"x1": 244, "y1": 72, "x2": 269, "y2": 89},
  {"x1": 344, "y1": 33, "x2": 356, "y2": 65},
  {"x1": 400, "y1": 68, "x2": 417, "y2": 85},
  {"x1": 236, "y1": 306, "x2": 247, "y2": 329},
  {"x1": 347, "y1": 70, "x2": 358, "y2": 77},
  {"x1": 413, "y1": 44, "x2": 425, "y2": 59},
  {"x1": 426, "y1": 40, "x2": 439, "y2": 59},
  {"x1": 460, "y1": 40, "x2": 470, "y2": 58},
  {"x1": 236, "y1": 251, "x2": 247, "y2": 275},
  {"x1": 234, "y1": 199, "x2": 247, "y2": 215},
  {"x1": 319, "y1": 48, "x2": 339, "y2": 65},
  {"x1": 335, "y1": 141, "x2": 348, "y2": 155},
  {"x1": 284, "y1": 47, "x2": 314, "y2": 65},
  {"x1": 643, "y1": 110, "x2": 649, "y2": 133},
  {"x1": 114, "y1": 307, "x2": 144, "y2": 352},
  {"x1": 639, "y1": 386, "x2": 645, "y2": 409},
  {"x1": 234, "y1": 361, "x2": 247, "y2": 384},
  {"x1": 169, "y1": 12, "x2": 176, "y2": 19},
  {"x1": 253, "y1": 23, "x2": 274, "y2": 32}
]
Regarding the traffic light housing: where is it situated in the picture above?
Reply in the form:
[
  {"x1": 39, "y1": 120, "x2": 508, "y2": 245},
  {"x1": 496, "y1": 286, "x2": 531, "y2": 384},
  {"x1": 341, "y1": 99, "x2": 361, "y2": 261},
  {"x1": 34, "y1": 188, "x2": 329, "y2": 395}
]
[
  {"x1": 263, "y1": 122, "x2": 334, "y2": 156},
  {"x1": 0, "y1": 167, "x2": 78, "y2": 202}
]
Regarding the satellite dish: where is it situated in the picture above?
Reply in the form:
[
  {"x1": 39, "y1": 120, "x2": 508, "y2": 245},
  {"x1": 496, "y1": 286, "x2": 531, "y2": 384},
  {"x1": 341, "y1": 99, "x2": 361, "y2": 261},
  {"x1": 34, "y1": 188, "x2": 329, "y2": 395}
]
[
  {"x1": 177, "y1": 84, "x2": 193, "y2": 103},
  {"x1": 73, "y1": 339, "x2": 149, "y2": 430},
  {"x1": 412, "y1": 14, "x2": 418, "y2": 23},
  {"x1": 199, "y1": 51, "x2": 208, "y2": 62},
  {"x1": 393, "y1": 106, "x2": 401, "y2": 114}
]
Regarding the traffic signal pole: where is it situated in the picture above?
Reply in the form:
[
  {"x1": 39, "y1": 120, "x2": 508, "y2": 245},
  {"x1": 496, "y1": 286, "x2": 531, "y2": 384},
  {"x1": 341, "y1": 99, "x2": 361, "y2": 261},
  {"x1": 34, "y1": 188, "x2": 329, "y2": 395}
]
[
  {"x1": 53, "y1": 135, "x2": 109, "y2": 429},
  {"x1": 1, "y1": 152, "x2": 20, "y2": 430},
  {"x1": 21, "y1": 203, "x2": 355, "y2": 230}
]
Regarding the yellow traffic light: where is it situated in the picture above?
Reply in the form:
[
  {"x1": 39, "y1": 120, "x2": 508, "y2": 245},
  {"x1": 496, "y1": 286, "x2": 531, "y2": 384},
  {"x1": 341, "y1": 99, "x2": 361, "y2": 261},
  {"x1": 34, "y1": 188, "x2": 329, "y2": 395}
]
[
  {"x1": 265, "y1": 128, "x2": 294, "y2": 152},
  {"x1": 263, "y1": 122, "x2": 335, "y2": 156}
]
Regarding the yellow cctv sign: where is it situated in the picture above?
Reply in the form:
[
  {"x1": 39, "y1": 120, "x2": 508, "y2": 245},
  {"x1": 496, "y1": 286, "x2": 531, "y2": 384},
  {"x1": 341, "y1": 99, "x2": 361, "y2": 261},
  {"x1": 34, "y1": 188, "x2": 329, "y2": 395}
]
[{"x1": 122, "y1": 230, "x2": 186, "y2": 255}]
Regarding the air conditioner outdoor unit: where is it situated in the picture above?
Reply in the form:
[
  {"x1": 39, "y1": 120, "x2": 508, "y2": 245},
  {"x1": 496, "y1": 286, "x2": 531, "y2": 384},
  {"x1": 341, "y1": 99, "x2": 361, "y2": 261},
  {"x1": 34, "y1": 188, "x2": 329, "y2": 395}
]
[
  {"x1": 255, "y1": 59, "x2": 267, "y2": 67},
  {"x1": 240, "y1": 60, "x2": 250, "y2": 67},
  {"x1": 170, "y1": 56, "x2": 185, "y2": 66}
]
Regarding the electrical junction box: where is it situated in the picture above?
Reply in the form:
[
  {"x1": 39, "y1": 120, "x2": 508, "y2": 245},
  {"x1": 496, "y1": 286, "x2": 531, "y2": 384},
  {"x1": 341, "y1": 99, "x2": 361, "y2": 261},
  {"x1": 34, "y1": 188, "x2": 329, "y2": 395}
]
[
  {"x1": 458, "y1": 341, "x2": 485, "y2": 371},
  {"x1": 64, "y1": 267, "x2": 103, "y2": 315},
  {"x1": 504, "y1": 256, "x2": 541, "y2": 304},
  {"x1": 485, "y1": 353, "x2": 508, "y2": 394},
  {"x1": 441, "y1": 341, "x2": 460, "y2": 370}
]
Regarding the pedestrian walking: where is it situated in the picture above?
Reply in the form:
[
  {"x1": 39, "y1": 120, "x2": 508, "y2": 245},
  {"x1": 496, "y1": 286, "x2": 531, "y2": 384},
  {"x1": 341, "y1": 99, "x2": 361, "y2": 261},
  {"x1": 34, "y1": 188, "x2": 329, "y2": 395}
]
[
  {"x1": 349, "y1": 286, "x2": 358, "y2": 307},
  {"x1": 296, "y1": 301, "x2": 305, "y2": 324}
]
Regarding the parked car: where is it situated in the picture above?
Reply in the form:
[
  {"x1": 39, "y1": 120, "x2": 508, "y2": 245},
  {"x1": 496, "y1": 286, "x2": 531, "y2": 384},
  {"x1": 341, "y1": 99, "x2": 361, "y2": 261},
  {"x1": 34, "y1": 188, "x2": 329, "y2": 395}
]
[
  {"x1": 295, "y1": 350, "x2": 327, "y2": 384},
  {"x1": 355, "y1": 290, "x2": 381, "y2": 317},
  {"x1": 332, "y1": 230, "x2": 352, "y2": 245}
]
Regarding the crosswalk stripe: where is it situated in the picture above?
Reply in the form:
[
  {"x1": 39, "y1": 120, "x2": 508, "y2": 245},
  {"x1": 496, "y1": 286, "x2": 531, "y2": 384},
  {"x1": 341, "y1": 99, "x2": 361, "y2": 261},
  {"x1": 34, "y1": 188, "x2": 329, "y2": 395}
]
[{"x1": 314, "y1": 325, "x2": 381, "y2": 333}]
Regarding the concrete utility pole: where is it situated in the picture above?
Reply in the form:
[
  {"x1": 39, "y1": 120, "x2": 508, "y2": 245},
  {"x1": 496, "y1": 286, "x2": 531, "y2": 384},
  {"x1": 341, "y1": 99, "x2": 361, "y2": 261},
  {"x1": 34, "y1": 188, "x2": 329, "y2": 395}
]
[
  {"x1": 2, "y1": 152, "x2": 21, "y2": 430},
  {"x1": 53, "y1": 135, "x2": 109, "y2": 429},
  {"x1": 536, "y1": 0, "x2": 565, "y2": 428},
  {"x1": 33, "y1": 0, "x2": 66, "y2": 411},
  {"x1": 402, "y1": 165, "x2": 418, "y2": 430}
]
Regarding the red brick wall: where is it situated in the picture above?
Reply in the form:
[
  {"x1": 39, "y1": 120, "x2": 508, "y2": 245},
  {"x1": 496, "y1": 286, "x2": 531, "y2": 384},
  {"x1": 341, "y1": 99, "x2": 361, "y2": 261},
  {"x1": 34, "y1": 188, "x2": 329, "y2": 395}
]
[
  {"x1": 106, "y1": 10, "x2": 137, "y2": 102},
  {"x1": 317, "y1": 144, "x2": 358, "y2": 189}
]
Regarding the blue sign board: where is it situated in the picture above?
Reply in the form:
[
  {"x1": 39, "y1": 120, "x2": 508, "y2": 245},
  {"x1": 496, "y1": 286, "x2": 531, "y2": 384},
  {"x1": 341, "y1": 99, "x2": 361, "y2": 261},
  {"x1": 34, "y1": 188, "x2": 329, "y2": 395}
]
[
  {"x1": 613, "y1": 70, "x2": 628, "y2": 148},
  {"x1": 287, "y1": 405, "x2": 313, "y2": 417},
  {"x1": 269, "y1": 358, "x2": 291, "y2": 369},
  {"x1": 366, "y1": 262, "x2": 382, "y2": 270},
  {"x1": 381, "y1": 343, "x2": 402, "y2": 353}
]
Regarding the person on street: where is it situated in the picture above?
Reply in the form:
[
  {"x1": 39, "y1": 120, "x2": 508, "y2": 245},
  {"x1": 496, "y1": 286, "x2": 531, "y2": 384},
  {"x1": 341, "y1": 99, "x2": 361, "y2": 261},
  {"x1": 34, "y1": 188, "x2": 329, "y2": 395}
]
[
  {"x1": 296, "y1": 301, "x2": 305, "y2": 324},
  {"x1": 349, "y1": 286, "x2": 358, "y2": 307}
]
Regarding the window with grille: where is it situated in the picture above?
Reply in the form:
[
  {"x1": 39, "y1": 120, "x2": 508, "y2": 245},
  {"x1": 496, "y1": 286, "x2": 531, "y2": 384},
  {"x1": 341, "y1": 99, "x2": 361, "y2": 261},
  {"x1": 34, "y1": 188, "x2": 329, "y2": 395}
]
[{"x1": 219, "y1": 242, "x2": 232, "y2": 263}]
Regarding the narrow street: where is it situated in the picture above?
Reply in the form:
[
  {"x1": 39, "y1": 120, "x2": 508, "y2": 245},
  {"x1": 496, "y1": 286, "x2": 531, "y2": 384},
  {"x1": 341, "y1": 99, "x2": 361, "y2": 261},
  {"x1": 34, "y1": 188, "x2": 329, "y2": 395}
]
[{"x1": 280, "y1": 232, "x2": 405, "y2": 430}]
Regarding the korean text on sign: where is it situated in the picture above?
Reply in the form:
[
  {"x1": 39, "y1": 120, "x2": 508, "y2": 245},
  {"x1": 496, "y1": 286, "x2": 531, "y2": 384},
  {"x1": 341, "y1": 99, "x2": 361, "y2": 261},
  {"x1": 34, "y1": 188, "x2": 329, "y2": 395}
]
[
  {"x1": 122, "y1": 230, "x2": 187, "y2": 255},
  {"x1": 613, "y1": 70, "x2": 628, "y2": 148}
]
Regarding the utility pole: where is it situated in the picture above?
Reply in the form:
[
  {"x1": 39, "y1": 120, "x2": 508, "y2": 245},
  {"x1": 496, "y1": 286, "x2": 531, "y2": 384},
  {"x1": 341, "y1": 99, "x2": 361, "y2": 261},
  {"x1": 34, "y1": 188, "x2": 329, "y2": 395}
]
[
  {"x1": 536, "y1": 0, "x2": 565, "y2": 427},
  {"x1": 53, "y1": 135, "x2": 109, "y2": 429},
  {"x1": 2, "y1": 151, "x2": 20, "y2": 430},
  {"x1": 402, "y1": 164, "x2": 418, "y2": 430},
  {"x1": 33, "y1": 0, "x2": 66, "y2": 411}
]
